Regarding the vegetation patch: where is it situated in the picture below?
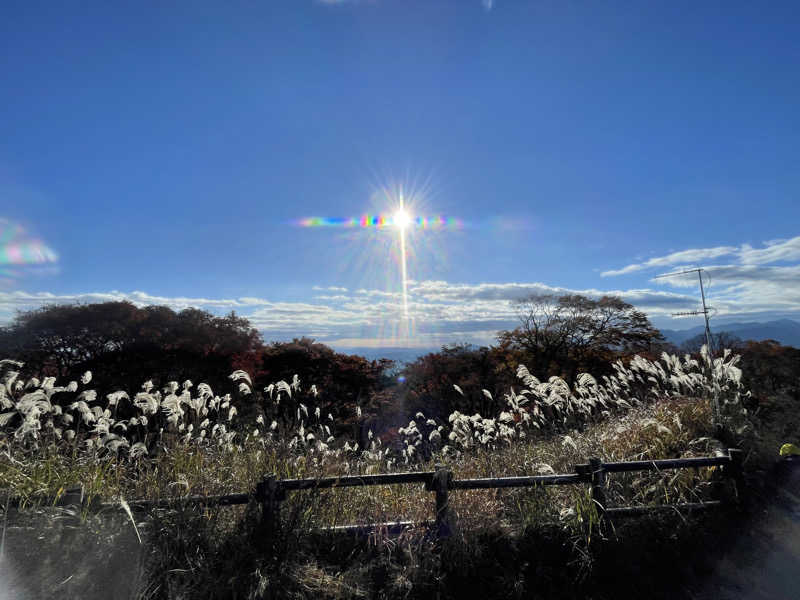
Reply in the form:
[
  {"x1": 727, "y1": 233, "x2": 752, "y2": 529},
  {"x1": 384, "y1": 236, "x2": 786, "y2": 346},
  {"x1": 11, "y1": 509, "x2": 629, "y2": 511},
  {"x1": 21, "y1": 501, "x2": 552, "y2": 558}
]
[{"x1": 0, "y1": 336, "x2": 755, "y2": 598}]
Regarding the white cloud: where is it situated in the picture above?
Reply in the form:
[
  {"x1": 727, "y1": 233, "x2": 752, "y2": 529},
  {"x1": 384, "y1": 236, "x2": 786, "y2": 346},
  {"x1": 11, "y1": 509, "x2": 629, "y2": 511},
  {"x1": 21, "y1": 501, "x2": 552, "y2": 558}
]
[
  {"x1": 4, "y1": 254, "x2": 800, "y2": 348},
  {"x1": 656, "y1": 264, "x2": 800, "y2": 287},
  {"x1": 407, "y1": 280, "x2": 697, "y2": 312},
  {"x1": 0, "y1": 281, "x2": 701, "y2": 348},
  {"x1": 603, "y1": 235, "x2": 800, "y2": 277},
  {"x1": 354, "y1": 288, "x2": 401, "y2": 298},
  {"x1": 0, "y1": 290, "x2": 275, "y2": 326},
  {"x1": 739, "y1": 237, "x2": 800, "y2": 265},
  {"x1": 601, "y1": 246, "x2": 738, "y2": 277},
  {"x1": 627, "y1": 236, "x2": 800, "y2": 321}
]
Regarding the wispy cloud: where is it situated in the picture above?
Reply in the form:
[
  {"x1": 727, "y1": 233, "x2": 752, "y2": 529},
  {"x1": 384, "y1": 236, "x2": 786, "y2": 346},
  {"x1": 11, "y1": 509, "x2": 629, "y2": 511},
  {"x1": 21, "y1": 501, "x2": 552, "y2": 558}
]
[
  {"x1": 602, "y1": 236, "x2": 800, "y2": 277},
  {"x1": 739, "y1": 237, "x2": 800, "y2": 265},
  {"x1": 4, "y1": 232, "x2": 800, "y2": 348},
  {"x1": 0, "y1": 281, "x2": 701, "y2": 348},
  {"x1": 0, "y1": 290, "x2": 269, "y2": 313},
  {"x1": 605, "y1": 236, "x2": 800, "y2": 321},
  {"x1": 601, "y1": 245, "x2": 738, "y2": 277}
]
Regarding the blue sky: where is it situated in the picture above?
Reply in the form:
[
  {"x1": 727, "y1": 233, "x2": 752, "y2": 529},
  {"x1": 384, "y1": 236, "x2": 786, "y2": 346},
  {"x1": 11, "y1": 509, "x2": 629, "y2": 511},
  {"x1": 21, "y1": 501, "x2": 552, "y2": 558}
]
[{"x1": 1, "y1": 0, "x2": 799, "y2": 349}]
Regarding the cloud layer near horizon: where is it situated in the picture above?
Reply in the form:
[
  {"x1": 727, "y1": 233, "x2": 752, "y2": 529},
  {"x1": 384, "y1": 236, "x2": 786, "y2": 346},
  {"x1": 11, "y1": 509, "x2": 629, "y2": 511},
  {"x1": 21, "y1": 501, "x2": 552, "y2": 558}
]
[
  {"x1": 0, "y1": 280, "x2": 735, "y2": 349},
  {"x1": 3, "y1": 235, "x2": 798, "y2": 348},
  {"x1": 601, "y1": 235, "x2": 800, "y2": 325}
]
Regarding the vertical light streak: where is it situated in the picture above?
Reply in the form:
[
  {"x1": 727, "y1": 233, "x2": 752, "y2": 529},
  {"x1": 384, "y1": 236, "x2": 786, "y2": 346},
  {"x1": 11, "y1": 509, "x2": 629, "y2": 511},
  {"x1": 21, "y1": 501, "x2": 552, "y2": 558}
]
[
  {"x1": 398, "y1": 197, "x2": 410, "y2": 337},
  {"x1": 295, "y1": 192, "x2": 470, "y2": 343},
  {"x1": 399, "y1": 219, "x2": 409, "y2": 320}
]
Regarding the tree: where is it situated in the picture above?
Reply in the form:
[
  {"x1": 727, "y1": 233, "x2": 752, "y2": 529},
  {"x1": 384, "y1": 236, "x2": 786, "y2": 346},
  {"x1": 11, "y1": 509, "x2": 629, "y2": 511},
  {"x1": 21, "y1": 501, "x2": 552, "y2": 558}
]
[
  {"x1": 398, "y1": 344, "x2": 516, "y2": 422},
  {"x1": 234, "y1": 337, "x2": 395, "y2": 439},
  {"x1": 497, "y1": 294, "x2": 664, "y2": 383},
  {"x1": 738, "y1": 339, "x2": 800, "y2": 397},
  {"x1": 679, "y1": 331, "x2": 743, "y2": 356},
  {"x1": 1, "y1": 301, "x2": 142, "y2": 377},
  {"x1": 0, "y1": 302, "x2": 263, "y2": 396}
]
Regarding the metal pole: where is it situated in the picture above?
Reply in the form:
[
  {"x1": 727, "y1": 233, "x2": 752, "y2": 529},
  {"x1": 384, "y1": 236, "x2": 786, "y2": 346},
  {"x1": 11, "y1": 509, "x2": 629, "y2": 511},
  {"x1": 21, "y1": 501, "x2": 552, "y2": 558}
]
[
  {"x1": 657, "y1": 267, "x2": 721, "y2": 431},
  {"x1": 698, "y1": 270, "x2": 722, "y2": 431},
  {"x1": 698, "y1": 270, "x2": 713, "y2": 356}
]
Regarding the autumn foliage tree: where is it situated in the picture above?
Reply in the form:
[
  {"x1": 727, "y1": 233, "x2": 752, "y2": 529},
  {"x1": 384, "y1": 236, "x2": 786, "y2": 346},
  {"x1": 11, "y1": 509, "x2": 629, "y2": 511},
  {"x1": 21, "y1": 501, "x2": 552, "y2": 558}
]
[
  {"x1": 679, "y1": 331, "x2": 744, "y2": 355},
  {"x1": 233, "y1": 337, "x2": 395, "y2": 429},
  {"x1": 395, "y1": 343, "x2": 528, "y2": 424},
  {"x1": 497, "y1": 294, "x2": 664, "y2": 383},
  {"x1": 738, "y1": 339, "x2": 800, "y2": 397},
  {"x1": 0, "y1": 302, "x2": 263, "y2": 399}
]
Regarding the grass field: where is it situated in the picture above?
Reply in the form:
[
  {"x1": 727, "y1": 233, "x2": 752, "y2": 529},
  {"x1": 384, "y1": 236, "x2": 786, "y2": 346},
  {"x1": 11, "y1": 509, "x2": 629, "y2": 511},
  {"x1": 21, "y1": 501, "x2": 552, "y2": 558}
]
[{"x1": 0, "y1": 348, "x2": 762, "y2": 599}]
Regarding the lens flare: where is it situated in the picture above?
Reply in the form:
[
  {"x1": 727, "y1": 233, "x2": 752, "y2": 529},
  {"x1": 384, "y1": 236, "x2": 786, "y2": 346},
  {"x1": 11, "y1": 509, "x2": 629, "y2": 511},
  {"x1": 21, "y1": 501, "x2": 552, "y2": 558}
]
[
  {"x1": 295, "y1": 214, "x2": 463, "y2": 230},
  {"x1": 0, "y1": 241, "x2": 58, "y2": 265},
  {"x1": 0, "y1": 218, "x2": 59, "y2": 287},
  {"x1": 395, "y1": 203, "x2": 410, "y2": 330},
  {"x1": 394, "y1": 209, "x2": 411, "y2": 230},
  {"x1": 294, "y1": 195, "x2": 469, "y2": 343}
]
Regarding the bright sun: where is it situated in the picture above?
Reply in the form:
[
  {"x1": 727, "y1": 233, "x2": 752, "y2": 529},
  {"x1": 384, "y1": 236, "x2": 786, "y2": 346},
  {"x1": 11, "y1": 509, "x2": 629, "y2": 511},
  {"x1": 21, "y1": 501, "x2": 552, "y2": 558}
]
[{"x1": 394, "y1": 209, "x2": 412, "y2": 229}]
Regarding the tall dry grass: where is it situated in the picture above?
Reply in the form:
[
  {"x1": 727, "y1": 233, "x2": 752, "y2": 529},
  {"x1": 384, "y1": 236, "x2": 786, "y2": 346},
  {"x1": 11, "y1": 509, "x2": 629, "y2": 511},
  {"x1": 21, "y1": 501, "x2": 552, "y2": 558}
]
[{"x1": 0, "y1": 347, "x2": 752, "y2": 599}]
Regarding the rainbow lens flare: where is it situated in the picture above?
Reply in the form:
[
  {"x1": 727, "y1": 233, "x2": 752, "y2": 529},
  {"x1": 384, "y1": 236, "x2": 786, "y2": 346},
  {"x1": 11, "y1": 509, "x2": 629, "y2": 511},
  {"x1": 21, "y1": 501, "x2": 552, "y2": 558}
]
[
  {"x1": 0, "y1": 219, "x2": 59, "y2": 286},
  {"x1": 294, "y1": 207, "x2": 466, "y2": 343},
  {"x1": 0, "y1": 220, "x2": 58, "y2": 265},
  {"x1": 296, "y1": 214, "x2": 463, "y2": 230},
  {"x1": 0, "y1": 241, "x2": 58, "y2": 265}
]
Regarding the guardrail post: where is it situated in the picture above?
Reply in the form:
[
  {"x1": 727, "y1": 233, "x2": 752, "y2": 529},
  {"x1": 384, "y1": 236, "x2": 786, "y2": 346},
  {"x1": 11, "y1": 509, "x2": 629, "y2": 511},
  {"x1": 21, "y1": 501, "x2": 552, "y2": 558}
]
[
  {"x1": 432, "y1": 464, "x2": 452, "y2": 538},
  {"x1": 725, "y1": 448, "x2": 745, "y2": 503},
  {"x1": 255, "y1": 473, "x2": 282, "y2": 541},
  {"x1": 589, "y1": 457, "x2": 606, "y2": 518}
]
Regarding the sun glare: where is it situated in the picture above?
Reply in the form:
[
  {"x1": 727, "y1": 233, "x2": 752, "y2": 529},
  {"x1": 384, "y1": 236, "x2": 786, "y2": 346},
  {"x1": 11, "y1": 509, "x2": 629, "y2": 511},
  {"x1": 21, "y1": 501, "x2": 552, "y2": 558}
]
[
  {"x1": 294, "y1": 186, "x2": 465, "y2": 344},
  {"x1": 394, "y1": 209, "x2": 411, "y2": 229}
]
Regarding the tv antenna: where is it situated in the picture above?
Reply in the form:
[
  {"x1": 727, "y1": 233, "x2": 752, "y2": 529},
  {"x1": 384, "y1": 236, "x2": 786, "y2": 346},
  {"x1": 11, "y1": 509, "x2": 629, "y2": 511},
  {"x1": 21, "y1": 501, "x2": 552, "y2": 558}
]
[
  {"x1": 655, "y1": 266, "x2": 721, "y2": 432},
  {"x1": 654, "y1": 267, "x2": 715, "y2": 355}
]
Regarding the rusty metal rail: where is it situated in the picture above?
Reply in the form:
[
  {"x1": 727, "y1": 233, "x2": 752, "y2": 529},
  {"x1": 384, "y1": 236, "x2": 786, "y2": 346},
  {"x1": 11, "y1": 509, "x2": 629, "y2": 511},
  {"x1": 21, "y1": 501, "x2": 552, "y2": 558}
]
[{"x1": 33, "y1": 448, "x2": 742, "y2": 538}]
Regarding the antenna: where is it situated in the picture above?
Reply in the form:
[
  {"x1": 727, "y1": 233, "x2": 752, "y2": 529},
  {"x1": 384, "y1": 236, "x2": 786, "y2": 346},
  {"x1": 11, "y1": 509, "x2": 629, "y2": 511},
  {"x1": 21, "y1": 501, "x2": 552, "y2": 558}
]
[
  {"x1": 655, "y1": 267, "x2": 721, "y2": 433},
  {"x1": 654, "y1": 268, "x2": 714, "y2": 355}
]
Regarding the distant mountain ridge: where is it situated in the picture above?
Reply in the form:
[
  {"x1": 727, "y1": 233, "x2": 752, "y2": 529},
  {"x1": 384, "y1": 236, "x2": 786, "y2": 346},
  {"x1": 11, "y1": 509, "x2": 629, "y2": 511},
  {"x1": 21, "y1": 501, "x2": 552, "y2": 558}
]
[
  {"x1": 335, "y1": 346, "x2": 439, "y2": 365},
  {"x1": 660, "y1": 319, "x2": 800, "y2": 348},
  {"x1": 335, "y1": 320, "x2": 800, "y2": 363}
]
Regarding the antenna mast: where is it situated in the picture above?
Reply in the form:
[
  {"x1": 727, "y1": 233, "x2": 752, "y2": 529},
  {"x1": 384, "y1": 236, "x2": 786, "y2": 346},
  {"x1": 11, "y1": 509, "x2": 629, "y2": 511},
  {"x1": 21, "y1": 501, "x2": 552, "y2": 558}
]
[
  {"x1": 655, "y1": 267, "x2": 721, "y2": 433},
  {"x1": 654, "y1": 268, "x2": 714, "y2": 355}
]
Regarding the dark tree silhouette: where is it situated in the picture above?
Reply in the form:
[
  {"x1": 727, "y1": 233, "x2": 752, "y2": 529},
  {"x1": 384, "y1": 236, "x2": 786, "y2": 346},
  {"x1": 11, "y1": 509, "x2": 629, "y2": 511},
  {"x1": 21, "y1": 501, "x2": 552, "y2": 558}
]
[
  {"x1": 234, "y1": 337, "x2": 395, "y2": 438},
  {"x1": 0, "y1": 301, "x2": 262, "y2": 398},
  {"x1": 679, "y1": 331, "x2": 744, "y2": 355},
  {"x1": 398, "y1": 344, "x2": 518, "y2": 422},
  {"x1": 738, "y1": 339, "x2": 800, "y2": 397},
  {"x1": 497, "y1": 294, "x2": 664, "y2": 383}
]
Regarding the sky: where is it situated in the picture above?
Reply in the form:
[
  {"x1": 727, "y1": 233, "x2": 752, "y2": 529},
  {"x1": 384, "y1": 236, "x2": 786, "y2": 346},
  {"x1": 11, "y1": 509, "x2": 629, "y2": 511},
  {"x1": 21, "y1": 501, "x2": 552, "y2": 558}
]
[{"x1": 1, "y1": 1, "x2": 799, "y2": 351}]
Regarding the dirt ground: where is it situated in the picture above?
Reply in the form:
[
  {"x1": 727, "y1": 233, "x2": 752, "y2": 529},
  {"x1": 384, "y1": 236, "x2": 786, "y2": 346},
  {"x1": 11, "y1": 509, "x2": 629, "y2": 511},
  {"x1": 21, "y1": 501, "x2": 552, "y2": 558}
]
[{"x1": 689, "y1": 459, "x2": 800, "y2": 600}]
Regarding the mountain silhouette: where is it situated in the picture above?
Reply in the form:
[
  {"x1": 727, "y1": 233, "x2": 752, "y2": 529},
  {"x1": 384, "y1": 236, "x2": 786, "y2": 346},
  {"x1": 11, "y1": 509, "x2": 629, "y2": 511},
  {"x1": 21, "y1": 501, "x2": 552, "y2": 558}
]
[{"x1": 660, "y1": 319, "x2": 800, "y2": 348}]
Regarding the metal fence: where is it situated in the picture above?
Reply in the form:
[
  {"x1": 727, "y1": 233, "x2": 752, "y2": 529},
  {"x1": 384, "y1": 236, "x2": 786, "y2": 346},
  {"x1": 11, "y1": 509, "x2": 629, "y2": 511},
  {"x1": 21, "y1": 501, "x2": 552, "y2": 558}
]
[{"x1": 98, "y1": 447, "x2": 743, "y2": 537}]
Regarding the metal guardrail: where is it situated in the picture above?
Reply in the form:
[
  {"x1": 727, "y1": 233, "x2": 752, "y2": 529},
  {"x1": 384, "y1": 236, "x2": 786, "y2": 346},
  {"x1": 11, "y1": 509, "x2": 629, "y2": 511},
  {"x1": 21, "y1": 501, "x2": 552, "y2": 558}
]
[
  {"x1": 261, "y1": 450, "x2": 743, "y2": 537},
  {"x1": 280, "y1": 471, "x2": 432, "y2": 491},
  {"x1": 19, "y1": 448, "x2": 741, "y2": 537}
]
